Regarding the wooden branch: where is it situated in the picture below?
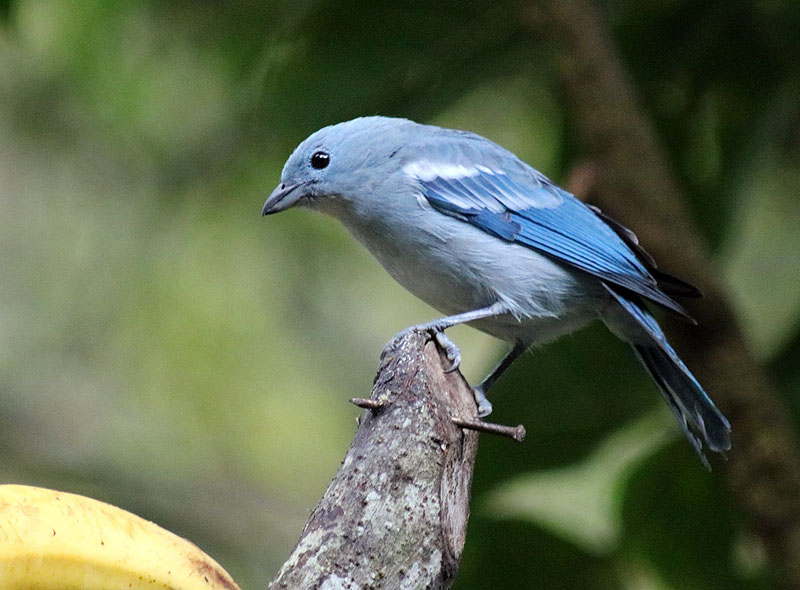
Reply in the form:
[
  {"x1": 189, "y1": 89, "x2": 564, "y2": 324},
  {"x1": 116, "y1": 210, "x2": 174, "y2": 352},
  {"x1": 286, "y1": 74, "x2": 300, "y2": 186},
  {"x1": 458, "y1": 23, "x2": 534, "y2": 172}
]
[
  {"x1": 269, "y1": 331, "x2": 480, "y2": 589},
  {"x1": 520, "y1": 1, "x2": 800, "y2": 586}
]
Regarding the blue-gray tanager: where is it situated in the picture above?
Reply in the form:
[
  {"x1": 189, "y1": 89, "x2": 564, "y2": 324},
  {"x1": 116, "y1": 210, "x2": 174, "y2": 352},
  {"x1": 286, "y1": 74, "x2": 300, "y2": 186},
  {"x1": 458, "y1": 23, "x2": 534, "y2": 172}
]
[{"x1": 262, "y1": 116, "x2": 731, "y2": 466}]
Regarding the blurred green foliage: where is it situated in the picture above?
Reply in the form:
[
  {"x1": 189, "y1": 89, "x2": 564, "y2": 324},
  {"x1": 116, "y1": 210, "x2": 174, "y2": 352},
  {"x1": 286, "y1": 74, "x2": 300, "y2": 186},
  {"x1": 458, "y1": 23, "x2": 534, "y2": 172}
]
[{"x1": 0, "y1": 0, "x2": 798, "y2": 588}]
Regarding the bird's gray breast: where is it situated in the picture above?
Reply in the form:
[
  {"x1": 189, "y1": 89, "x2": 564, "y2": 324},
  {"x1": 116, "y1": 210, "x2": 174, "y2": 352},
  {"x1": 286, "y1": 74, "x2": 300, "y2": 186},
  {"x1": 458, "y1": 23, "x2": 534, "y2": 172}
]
[
  {"x1": 324, "y1": 191, "x2": 603, "y2": 343},
  {"x1": 344, "y1": 200, "x2": 493, "y2": 313}
]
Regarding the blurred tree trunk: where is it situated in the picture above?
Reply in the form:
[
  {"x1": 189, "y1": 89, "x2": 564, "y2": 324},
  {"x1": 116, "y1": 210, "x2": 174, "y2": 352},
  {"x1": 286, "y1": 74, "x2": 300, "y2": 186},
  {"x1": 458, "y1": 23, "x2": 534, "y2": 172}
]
[{"x1": 520, "y1": 0, "x2": 800, "y2": 586}]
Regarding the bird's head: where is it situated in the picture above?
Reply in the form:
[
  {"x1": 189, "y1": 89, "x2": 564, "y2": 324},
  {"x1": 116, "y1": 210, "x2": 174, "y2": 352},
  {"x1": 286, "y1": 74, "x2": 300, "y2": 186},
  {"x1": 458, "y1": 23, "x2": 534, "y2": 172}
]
[{"x1": 262, "y1": 116, "x2": 416, "y2": 217}]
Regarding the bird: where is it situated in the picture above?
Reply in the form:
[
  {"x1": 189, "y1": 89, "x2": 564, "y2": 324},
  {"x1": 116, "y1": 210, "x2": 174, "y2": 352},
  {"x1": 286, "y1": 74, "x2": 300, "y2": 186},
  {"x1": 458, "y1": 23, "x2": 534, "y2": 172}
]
[{"x1": 262, "y1": 116, "x2": 731, "y2": 467}]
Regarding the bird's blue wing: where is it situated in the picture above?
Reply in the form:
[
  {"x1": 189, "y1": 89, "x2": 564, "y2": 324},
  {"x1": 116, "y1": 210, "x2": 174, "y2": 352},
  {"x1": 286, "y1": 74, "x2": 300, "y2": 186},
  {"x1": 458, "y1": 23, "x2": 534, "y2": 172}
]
[{"x1": 407, "y1": 157, "x2": 688, "y2": 316}]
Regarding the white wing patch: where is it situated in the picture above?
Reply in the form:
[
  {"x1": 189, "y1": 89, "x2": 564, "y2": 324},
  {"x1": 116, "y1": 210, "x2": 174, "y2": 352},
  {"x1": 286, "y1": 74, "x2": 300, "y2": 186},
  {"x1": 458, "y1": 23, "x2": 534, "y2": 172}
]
[
  {"x1": 406, "y1": 159, "x2": 563, "y2": 212},
  {"x1": 403, "y1": 160, "x2": 505, "y2": 182}
]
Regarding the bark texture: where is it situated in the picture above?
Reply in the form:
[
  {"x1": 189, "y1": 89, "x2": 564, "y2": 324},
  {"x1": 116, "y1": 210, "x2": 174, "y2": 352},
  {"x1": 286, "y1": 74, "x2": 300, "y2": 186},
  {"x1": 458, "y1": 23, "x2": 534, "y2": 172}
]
[
  {"x1": 521, "y1": 1, "x2": 800, "y2": 586},
  {"x1": 269, "y1": 331, "x2": 479, "y2": 590}
]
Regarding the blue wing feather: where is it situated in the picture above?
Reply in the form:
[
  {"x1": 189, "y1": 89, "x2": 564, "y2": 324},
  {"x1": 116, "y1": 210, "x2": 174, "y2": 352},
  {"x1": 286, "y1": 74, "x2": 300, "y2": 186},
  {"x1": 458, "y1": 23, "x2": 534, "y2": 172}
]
[{"x1": 413, "y1": 160, "x2": 689, "y2": 317}]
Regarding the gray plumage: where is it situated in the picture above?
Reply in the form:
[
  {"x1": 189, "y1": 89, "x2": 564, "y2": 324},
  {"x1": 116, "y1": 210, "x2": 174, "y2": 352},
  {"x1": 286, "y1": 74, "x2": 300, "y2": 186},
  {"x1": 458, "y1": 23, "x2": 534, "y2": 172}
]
[{"x1": 263, "y1": 116, "x2": 731, "y2": 467}]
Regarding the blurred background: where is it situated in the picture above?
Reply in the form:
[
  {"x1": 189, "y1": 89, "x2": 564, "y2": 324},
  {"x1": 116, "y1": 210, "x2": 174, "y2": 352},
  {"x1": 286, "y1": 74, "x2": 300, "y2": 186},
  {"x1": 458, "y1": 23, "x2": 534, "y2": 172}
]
[{"x1": 1, "y1": 0, "x2": 799, "y2": 588}]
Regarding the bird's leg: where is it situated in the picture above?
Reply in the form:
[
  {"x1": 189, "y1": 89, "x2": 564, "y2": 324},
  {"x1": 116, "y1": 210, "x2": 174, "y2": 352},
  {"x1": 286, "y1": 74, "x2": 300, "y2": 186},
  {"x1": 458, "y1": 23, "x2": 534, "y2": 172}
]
[
  {"x1": 401, "y1": 302, "x2": 510, "y2": 373},
  {"x1": 472, "y1": 342, "x2": 527, "y2": 417}
]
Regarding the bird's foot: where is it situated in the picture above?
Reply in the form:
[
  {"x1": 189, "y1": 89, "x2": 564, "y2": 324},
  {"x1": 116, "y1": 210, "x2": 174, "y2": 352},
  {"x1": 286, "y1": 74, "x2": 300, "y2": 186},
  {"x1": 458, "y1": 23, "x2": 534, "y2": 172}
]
[
  {"x1": 472, "y1": 386, "x2": 493, "y2": 417},
  {"x1": 389, "y1": 321, "x2": 462, "y2": 372},
  {"x1": 432, "y1": 330, "x2": 461, "y2": 372}
]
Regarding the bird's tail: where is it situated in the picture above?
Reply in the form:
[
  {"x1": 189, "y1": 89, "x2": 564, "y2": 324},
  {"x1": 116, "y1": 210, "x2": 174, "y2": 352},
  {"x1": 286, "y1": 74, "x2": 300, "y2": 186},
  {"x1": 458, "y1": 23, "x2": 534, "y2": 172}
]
[
  {"x1": 603, "y1": 284, "x2": 731, "y2": 468},
  {"x1": 632, "y1": 342, "x2": 730, "y2": 468}
]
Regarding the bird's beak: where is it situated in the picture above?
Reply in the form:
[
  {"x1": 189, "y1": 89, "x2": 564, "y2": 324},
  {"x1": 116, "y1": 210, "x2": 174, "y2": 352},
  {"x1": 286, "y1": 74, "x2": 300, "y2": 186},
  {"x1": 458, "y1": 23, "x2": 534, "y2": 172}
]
[{"x1": 262, "y1": 182, "x2": 306, "y2": 215}]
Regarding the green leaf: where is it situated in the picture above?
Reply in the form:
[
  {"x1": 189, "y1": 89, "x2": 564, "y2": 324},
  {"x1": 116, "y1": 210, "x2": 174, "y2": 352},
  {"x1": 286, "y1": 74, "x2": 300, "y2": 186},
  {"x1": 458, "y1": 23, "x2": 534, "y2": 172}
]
[
  {"x1": 619, "y1": 445, "x2": 767, "y2": 590},
  {"x1": 454, "y1": 517, "x2": 619, "y2": 590},
  {"x1": 484, "y1": 411, "x2": 674, "y2": 554},
  {"x1": 722, "y1": 86, "x2": 800, "y2": 360}
]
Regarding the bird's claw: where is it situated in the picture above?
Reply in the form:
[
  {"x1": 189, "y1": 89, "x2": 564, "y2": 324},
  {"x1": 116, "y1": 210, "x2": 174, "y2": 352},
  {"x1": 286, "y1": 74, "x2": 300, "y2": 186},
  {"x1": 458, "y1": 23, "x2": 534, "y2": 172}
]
[
  {"x1": 472, "y1": 386, "x2": 493, "y2": 417},
  {"x1": 431, "y1": 330, "x2": 494, "y2": 418},
  {"x1": 433, "y1": 331, "x2": 461, "y2": 372}
]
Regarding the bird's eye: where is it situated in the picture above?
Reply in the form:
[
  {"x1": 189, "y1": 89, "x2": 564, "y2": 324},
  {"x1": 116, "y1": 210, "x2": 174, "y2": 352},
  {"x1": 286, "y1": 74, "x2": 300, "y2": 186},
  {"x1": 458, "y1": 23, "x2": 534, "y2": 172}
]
[{"x1": 310, "y1": 151, "x2": 330, "y2": 170}]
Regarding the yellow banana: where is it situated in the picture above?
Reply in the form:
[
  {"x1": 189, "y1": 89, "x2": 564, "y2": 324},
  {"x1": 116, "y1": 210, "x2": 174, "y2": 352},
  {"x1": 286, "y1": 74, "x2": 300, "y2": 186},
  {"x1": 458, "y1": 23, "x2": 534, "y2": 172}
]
[{"x1": 0, "y1": 484, "x2": 239, "y2": 590}]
